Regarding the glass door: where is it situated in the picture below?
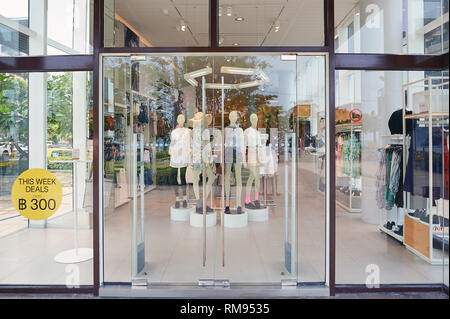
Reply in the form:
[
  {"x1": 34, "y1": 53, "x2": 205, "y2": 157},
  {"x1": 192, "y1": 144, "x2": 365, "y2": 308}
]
[{"x1": 102, "y1": 54, "x2": 327, "y2": 287}]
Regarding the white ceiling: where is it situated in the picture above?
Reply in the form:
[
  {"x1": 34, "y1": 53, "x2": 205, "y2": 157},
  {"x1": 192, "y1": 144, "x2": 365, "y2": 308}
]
[{"x1": 114, "y1": 0, "x2": 357, "y2": 47}]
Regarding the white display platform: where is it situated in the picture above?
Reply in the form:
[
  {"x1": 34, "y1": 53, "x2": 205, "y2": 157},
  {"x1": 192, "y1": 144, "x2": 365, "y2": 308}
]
[
  {"x1": 224, "y1": 211, "x2": 248, "y2": 228},
  {"x1": 190, "y1": 211, "x2": 217, "y2": 227},
  {"x1": 54, "y1": 248, "x2": 93, "y2": 264},
  {"x1": 246, "y1": 207, "x2": 269, "y2": 222},
  {"x1": 170, "y1": 206, "x2": 194, "y2": 221}
]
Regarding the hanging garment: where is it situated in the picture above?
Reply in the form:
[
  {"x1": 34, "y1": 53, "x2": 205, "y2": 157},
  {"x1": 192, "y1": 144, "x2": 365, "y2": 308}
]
[
  {"x1": 444, "y1": 132, "x2": 449, "y2": 199},
  {"x1": 144, "y1": 149, "x2": 151, "y2": 163},
  {"x1": 169, "y1": 127, "x2": 191, "y2": 168},
  {"x1": 404, "y1": 123, "x2": 444, "y2": 200},
  {"x1": 138, "y1": 103, "x2": 149, "y2": 123},
  {"x1": 376, "y1": 148, "x2": 388, "y2": 210},
  {"x1": 259, "y1": 145, "x2": 276, "y2": 175}
]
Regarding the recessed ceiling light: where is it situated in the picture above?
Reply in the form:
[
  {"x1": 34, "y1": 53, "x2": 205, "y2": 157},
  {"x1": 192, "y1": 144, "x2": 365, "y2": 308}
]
[
  {"x1": 355, "y1": 12, "x2": 360, "y2": 16},
  {"x1": 235, "y1": 17, "x2": 244, "y2": 21},
  {"x1": 233, "y1": 42, "x2": 239, "y2": 46},
  {"x1": 226, "y1": 6, "x2": 232, "y2": 17},
  {"x1": 179, "y1": 19, "x2": 186, "y2": 32},
  {"x1": 273, "y1": 20, "x2": 280, "y2": 32},
  {"x1": 218, "y1": 6, "x2": 222, "y2": 17},
  {"x1": 218, "y1": 36, "x2": 224, "y2": 45}
]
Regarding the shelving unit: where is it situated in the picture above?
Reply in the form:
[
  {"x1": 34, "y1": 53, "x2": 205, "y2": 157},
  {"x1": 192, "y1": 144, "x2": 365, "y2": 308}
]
[{"x1": 402, "y1": 76, "x2": 449, "y2": 264}]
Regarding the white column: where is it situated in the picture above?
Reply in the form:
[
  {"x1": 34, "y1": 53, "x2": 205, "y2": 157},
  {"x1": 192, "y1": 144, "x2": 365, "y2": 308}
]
[
  {"x1": 28, "y1": 0, "x2": 48, "y2": 228},
  {"x1": 359, "y1": 0, "x2": 403, "y2": 224},
  {"x1": 73, "y1": 0, "x2": 89, "y2": 212}
]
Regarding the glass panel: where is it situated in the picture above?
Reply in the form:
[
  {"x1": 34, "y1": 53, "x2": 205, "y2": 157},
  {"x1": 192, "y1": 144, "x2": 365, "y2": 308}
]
[
  {"x1": 218, "y1": 0, "x2": 324, "y2": 47},
  {"x1": 335, "y1": 0, "x2": 449, "y2": 54},
  {"x1": 104, "y1": 0, "x2": 209, "y2": 47},
  {"x1": 335, "y1": 69, "x2": 449, "y2": 285},
  {"x1": 296, "y1": 55, "x2": 327, "y2": 282},
  {"x1": 102, "y1": 54, "x2": 328, "y2": 286},
  {"x1": 0, "y1": 71, "x2": 93, "y2": 285},
  {"x1": 0, "y1": 0, "x2": 93, "y2": 57}
]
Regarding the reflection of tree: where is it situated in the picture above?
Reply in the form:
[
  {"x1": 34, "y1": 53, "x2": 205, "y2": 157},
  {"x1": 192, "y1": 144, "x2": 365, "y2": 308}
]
[
  {"x1": 47, "y1": 73, "x2": 73, "y2": 144},
  {"x1": 0, "y1": 73, "x2": 28, "y2": 145}
]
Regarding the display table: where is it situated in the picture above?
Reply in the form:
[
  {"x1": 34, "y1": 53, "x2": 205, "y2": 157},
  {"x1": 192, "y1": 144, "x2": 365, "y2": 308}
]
[
  {"x1": 170, "y1": 206, "x2": 194, "y2": 221},
  {"x1": 190, "y1": 211, "x2": 217, "y2": 227},
  {"x1": 224, "y1": 211, "x2": 248, "y2": 228},
  {"x1": 246, "y1": 207, "x2": 269, "y2": 222}
]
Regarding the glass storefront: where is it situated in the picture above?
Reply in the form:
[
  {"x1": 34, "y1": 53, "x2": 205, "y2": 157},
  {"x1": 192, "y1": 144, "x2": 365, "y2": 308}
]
[
  {"x1": 102, "y1": 54, "x2": 327, "y2": 285},
  {"x1": 0, "y1": 71, "x2": 93, "y2": 285},
  {"x1": 0, "y1": 0, "x2": 93, "y2": 57},
  {"x1": 335, "y1": 69, "x2": 449, "y2": 284},
  {"x1": 335, "y1": 0, "x2": 449, "y2": 55},
  {"x1": 0, "y1": 0, "x2": 448, "y2": 297}
]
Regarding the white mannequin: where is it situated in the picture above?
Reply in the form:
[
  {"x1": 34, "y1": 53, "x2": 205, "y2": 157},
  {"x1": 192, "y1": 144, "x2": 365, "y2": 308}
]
[
  {"x1": 224, "y1": 111, "x2": 246, "y2": 214},
  {"x1": 189, "y1": 112, "x2": 216, "y2": 214},
  {"x1": 169, "y1": 114, "x2": 191, "y2": 208},
  {"x1": 244, "y1": 113, "x2": 264, "y2": 209}
]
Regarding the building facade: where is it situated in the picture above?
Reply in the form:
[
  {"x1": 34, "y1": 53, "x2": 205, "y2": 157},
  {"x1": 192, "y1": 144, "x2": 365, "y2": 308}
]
[{"x1": 0, "y1": 0, "x2": 448, "y2": 297}]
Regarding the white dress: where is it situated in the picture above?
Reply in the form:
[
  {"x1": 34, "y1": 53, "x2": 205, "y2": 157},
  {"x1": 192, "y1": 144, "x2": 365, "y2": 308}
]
[
  {"x1": 169, "y1": 127, "x2": 191, "y2": 168},
  {"x1": 244, "y1": 127, "x2": 263, "y2": 166}
]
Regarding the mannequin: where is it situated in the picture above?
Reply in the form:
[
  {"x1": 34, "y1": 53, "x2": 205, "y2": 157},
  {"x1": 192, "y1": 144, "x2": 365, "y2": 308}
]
[
  {"x1": 169, "y1": 114, "x2": 191, "y2": 208},
  {"x1": 224, "y1": 111, "x2": 246, "y2": 214},
  {"x1": 244, "y1": 113, "x2": 264, "y2": 209},
  {"x1": 189, "y1": 112, "x2": 216, "y2": 214}
]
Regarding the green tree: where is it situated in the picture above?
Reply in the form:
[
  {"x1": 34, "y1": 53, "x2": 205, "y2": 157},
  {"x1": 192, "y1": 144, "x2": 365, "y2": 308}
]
[
  {"x1": 0, "y1": 73, "x2": 29, "y2": 145},
  {"x1": 47, "y1": 73, "x2": 73, "y2": 144}
]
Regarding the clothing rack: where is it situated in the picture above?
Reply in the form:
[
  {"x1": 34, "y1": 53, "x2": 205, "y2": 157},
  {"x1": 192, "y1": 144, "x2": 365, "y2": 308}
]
[{"x1": 377, "y1": 135, "x2": 405, "y2": 242}]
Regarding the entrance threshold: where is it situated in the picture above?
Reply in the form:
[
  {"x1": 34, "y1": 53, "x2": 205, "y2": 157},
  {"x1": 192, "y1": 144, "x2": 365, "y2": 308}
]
[{"x1": 99, "y1": 284, "x2": 330, "y2": 298}]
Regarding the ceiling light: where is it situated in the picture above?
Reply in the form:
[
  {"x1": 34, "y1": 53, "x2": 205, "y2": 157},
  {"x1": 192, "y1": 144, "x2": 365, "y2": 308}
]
[
  {"x1": 236, "y1": 80, "x2": 264, "y2": 89},
  {"x1": 235, "y1": 17, "x2": 244, "y2": 21},
  {"x1": 180, "y1": 19, "x2": 186, "y2": 32},
  {"x1": 218, "y1": 6, "x2": 222, "y2": 17},
  {"x1": 280, "y1": 54, "x2": 296, "y2": 61},
  {"x1": 130, "y1": 55, "x2": 147, "y2": 61},
  {"x1": 355, "y1": 12, "x2": 360, "y2": 16},
  {"x1": 218, "y1": 36, "x2": 224, "y2": 45},
  {"x1": 226, "y1": 6, "x2": 232, "y2": 17},
  {"x1": 185, "y1": 66, "x2": 213, "y2": 79},
  {"x1": 221, "y1": 66, "x2": 255, "y2": 75},
  {"x1": 273, "y1": 20, "x2": 280, "y2": 32},
  {"x1": 233, "y1": 42, "x2": 239, "y2": 46}
]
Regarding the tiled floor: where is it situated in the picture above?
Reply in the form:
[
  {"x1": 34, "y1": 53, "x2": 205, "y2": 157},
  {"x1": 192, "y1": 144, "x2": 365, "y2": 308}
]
[{"x1": 0, "y1": 159, "x2": 447, "y2": 287}]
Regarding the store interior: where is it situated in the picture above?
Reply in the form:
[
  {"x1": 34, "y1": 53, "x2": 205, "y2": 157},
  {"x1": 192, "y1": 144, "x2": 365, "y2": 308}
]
[{"x1": 0, "y1": 0, "x2": 448, "y2": 288}]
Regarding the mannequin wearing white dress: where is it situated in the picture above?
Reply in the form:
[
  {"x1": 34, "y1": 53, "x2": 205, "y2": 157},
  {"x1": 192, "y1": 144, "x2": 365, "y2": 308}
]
[
  {"x1": 244, "y1": 113, "x2": 264, "y2": 209},
  {"x1": 169, "y1": 114, "x2": 191, "y2": 208}
]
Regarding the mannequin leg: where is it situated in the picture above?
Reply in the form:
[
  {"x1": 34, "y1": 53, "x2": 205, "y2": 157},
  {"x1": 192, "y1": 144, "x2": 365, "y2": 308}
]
[
  {"x1": 205, "y1": 165, "x2": 216, "y2": 199},
  {"x1": 192, "y1": 167, "x2": 201, "y2": 200},
  {"x1": 224, "y1": 163, "x2": 232, "y2": 207},
  {"x1": 246, "y1": 167, "x2": 255, "y2": 203},
  {"x1": 234, "y1": 163, "x2": 242, "y2": 208},
  {"x1": 253, "y1": 166, "x2": 260, "y2": 198}
]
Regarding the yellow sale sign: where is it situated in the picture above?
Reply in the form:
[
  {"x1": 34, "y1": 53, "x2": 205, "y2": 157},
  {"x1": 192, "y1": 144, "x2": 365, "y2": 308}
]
[{"x1": 11, "y1": 168, "x2": 63, "y2": 220}]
